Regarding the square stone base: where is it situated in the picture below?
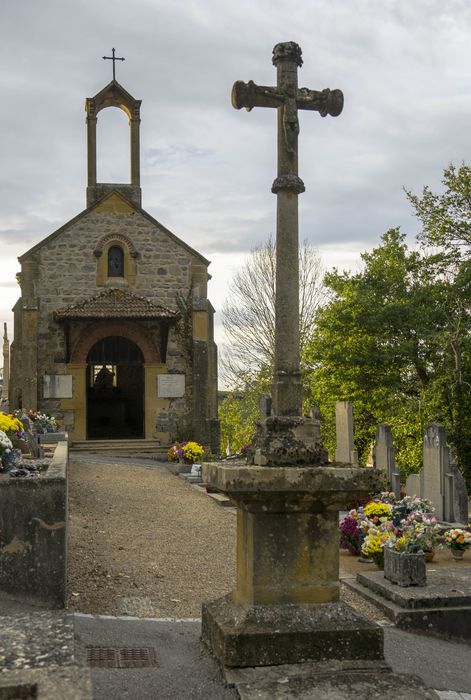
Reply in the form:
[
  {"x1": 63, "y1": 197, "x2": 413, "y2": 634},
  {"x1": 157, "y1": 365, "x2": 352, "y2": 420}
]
[{"x1": 201, "y1": 594, "x2": 384, "y2": 668}]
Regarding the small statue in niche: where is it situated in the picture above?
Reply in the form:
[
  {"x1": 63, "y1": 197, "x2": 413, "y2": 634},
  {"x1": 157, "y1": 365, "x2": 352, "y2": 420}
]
[{"x1": 94, "y1": 365, "x2": 115, "y2": 393}]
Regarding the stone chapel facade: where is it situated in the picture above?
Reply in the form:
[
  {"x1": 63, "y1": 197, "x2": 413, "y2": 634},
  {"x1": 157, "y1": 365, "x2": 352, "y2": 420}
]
[{"x1": 9, "y1": 79, "x2": 219, "y2": 451}]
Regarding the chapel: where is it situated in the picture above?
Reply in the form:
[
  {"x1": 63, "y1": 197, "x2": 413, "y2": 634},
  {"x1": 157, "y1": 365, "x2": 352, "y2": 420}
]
[{"x1": 9, "y1": 75, "x2": 219, "y2": 452}]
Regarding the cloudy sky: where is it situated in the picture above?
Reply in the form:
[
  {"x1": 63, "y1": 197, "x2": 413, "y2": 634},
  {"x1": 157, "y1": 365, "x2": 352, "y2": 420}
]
[{"x1": 1, "y1": 0, "x2": 470, "y2": 360}]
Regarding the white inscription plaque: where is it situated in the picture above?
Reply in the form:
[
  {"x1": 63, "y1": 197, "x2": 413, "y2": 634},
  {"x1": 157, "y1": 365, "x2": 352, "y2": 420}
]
[
  {"x1": 43, "y1": 375, "x2": 73, "y2": 399},
  {"x1": 157, "y1": 374, "x2": 185, "y2": 398}
]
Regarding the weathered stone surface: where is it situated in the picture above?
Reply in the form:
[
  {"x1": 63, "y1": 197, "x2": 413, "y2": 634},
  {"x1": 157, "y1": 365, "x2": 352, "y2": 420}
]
[
  {"x1": 384, "y1": 548, "x2": 426, "y2": 587},
  {"x1": 227, "y1": 660, "x2": 439, "y2": 700},
  {"x1": 0, "y1": 442, "x2": 68, "y2": 606},
  {"x1": 335, "y1": 401, "x2": 358, "y2": 465},
  {"x1": 251, "y1": 415, "x2": 328, "y2": 467},
  {"x1": 202, "y1": 463, "x2": 381, "y2": 504},
  {"x1": 202, "y1": 595, "x2": 383, "y2": 668},
  {"x1": 347, "y1": 567, "x2": 471, "y2": 642}
]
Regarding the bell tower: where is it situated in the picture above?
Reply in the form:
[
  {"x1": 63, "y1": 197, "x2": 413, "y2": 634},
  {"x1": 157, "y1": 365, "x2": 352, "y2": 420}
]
[{"x1": 85, "y1": 73, "x2": 142, "y2": 208}]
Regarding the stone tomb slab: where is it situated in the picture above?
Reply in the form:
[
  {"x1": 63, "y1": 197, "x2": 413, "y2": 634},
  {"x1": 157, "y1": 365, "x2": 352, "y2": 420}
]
[{"x1": 345, "y1": 567, "x2": 471, "y2": 642}]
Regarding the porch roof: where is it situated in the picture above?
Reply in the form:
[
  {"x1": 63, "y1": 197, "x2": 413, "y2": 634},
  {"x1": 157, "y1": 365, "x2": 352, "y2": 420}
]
[{"x1": 54, "y1": 288, "x2": 178, "y2": 321}]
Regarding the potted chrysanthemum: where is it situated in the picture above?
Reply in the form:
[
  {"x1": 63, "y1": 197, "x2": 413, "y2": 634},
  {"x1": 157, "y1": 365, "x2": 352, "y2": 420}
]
[{"x1": 443, "y1": 528, "x2": 471, "y2": 561}]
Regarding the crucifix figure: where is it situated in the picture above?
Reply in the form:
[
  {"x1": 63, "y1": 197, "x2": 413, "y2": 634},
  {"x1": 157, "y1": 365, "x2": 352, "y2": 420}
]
[
  {"x1": 102, "y1": 47, "x2": 125, "y2": 81},
  {"x1": 232, "y1": 41, "x2": 343, "y2": 419}
]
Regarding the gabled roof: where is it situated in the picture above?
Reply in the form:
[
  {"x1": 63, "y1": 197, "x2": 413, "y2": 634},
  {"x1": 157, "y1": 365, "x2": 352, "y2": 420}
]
[
  {"x1": 54, "y1": 288, "x2": 178, "y2": 321},
  {"x1": 18, "y1": 189, "x2": 210, "y2": 265}
]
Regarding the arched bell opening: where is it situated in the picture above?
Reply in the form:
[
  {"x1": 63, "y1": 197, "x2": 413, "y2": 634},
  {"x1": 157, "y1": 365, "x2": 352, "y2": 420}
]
[{"x1": 86, "y1": 335, "x2": 144, "y2": 439}]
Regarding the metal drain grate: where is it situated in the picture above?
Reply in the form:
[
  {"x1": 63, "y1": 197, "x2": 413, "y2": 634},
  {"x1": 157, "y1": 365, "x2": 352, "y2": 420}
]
[{"x1": 86, "y1": 646, "x2": 157, "y2": 668}]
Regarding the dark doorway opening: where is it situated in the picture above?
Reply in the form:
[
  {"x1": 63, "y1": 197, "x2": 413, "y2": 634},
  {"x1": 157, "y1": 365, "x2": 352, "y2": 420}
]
[{"x1": 86, "y1": 336, "x2": 144, "y2": 440}]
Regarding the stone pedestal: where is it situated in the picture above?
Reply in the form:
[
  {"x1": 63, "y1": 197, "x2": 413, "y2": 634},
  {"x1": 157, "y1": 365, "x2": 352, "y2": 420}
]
[
  {"x1": 251, "y1": 415, "x2": 328, "y2": 467},
  {"x1": 201, "y1": 463, "x2": 382, "y2": 667}
]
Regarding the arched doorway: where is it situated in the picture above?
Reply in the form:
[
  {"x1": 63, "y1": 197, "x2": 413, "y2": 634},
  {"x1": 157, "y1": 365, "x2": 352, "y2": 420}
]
[{"x1": 86, "y1": 336, "x2": 144, "y2": 439}]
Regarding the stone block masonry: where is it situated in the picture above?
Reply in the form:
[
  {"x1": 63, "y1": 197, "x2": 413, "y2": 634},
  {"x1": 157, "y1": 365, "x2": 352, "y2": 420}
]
[{"x1": 0, "y1": 441, "x2": 68, "y2": 607}]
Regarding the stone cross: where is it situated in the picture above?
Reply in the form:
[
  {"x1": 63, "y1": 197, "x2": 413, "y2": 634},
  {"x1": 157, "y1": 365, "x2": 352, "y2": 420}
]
[{"x1": 232, "y1": 42, "x2": 343, "y2": 416}]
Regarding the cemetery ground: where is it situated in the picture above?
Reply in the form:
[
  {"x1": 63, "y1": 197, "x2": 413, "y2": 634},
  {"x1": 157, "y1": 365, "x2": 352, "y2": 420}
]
[
  {"x1": 67, "y1": 454, "x2": 468, "y2": 620},
  {"x1": 64, "y1": 454, "x2": 471, "y2": 699}
]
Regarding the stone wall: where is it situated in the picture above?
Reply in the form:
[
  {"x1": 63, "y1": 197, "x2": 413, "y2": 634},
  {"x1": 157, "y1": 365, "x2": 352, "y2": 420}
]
[{"x1": 0, "y1": 441, "x2": 68, "y2": 607}]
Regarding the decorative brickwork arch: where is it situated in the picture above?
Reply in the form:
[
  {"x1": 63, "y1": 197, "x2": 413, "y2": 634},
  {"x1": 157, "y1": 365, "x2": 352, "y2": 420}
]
[
  {"x1": 70, "y1": 321, "x2": 160, "y2": 364},
  {"x1": 93, "y1": 232, "x2": 139, "y2": 259}
]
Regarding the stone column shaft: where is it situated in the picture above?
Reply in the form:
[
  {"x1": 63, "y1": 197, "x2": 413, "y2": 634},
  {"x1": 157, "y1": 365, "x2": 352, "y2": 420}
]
[
  {"x1": 86, "y1": 115, "x2": 97, "y2": 186},
  {"x1": 235, "y1": 505, "x2": 340, "y2": 605},
  {"x1": 273, "y1": 52, "x2": 302, "y2": 417},
  {"x1": 130, "y1": 118, "x2": 141, "y2": 187}
]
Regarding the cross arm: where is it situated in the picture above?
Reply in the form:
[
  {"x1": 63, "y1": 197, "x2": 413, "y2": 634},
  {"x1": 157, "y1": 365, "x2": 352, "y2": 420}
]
[
  {"x1": 232, "y1": 81, "x2": 285, "y2": 111},
  {"x1": 232, "y1": 80, "x2": 343, "y2": 118},
  {"x1": 297, "y1": 87, "x2": 343, "y2": 118}
]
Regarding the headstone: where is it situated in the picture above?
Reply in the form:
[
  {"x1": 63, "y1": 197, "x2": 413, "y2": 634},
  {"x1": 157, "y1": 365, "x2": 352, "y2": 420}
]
[
  {"x1": 259, "y1": 394, "x2": 272, "y2": 420},
  {"x1": 444, "y1": 446, "x2": 468, "y2": 524},
  {"x1": 335, "y1": 401, "x2": 358, "y2": 465},
  {"x1": 405, "y1": 473, "x2": 421, "y2": 499},
  {"x1": 373, "y1": 424, "x2": 400, "y2": 498},
  {"x1": 421, "y1": 423, "x2": 446, "y2": 520}
]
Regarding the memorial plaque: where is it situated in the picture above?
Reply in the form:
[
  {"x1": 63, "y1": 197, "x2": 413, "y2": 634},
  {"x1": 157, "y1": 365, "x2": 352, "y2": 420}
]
[
  {"x1": 157, "y1": 374, "x2": 185, "y2": 398},
  {"x1": 43, "y1": 375, "x2": 73, "y2": 399}
]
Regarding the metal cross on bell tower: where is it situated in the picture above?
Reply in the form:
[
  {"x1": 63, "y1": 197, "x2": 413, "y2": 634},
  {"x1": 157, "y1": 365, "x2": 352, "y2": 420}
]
[{"x1": 102, "y1": 47, "x2": 125, "y2": 81}]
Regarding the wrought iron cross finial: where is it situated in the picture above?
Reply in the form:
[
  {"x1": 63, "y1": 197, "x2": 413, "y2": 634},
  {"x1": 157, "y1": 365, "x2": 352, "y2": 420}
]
[{"x1": 102, "y1": 48, "x2": 125, "y2": 81}]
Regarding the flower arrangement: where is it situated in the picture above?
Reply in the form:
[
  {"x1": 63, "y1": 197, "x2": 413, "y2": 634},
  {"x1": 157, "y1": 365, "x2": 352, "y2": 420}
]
[
  {"x1": 167, "y1": 444, "x2": 179, "y2": 462},
  {"x1": 180, "y1": 441, "x2": 205, "y2": 463},
  {"x1": 363, "y1": 501, "x2": 393, "y2": 523},
  {"x1": 397, "y1": 496, "x2": 434, "y2": 515},
  {"x1": 443, "y1": 529, "x2": 471, "y2": 552},
  {"x1": 400, "y1": 512, "x2": 441, "y2": 553},
  {"x1": 26, "y1": 411, "x2": 58, "y2": 433},
  {"x1": 0, "y1": 413, "x2": 24, "y2": 439},
  {"x1": 168, "y1": 440, "x2": 205, "y2": 464},
  {"x1": 0, "y1": 429, "x2": 13, "y2": 457},
  {"x1": 371, "y1": 491, "x2": 397, "y2": 505},
  {"x1": 340, "y1": 510, "x2": 363, "y2": 555},
  {"x1": 361, "y1": 527, "x2": 394, "y2": 567}
]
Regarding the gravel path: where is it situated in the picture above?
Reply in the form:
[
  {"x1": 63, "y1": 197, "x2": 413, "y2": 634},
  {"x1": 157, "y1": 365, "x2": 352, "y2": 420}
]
[
  {"x1": 67, "y1": 455, "x2": 413, "y2": 623},
  {"x1": 67, "y1": 456, "x2": 236, "y2": 618}
]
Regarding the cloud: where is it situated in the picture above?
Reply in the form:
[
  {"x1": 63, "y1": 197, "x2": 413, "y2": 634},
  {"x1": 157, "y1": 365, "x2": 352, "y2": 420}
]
[{"x1": 1, "y1": 0, "x2": 470, "y2": 349}]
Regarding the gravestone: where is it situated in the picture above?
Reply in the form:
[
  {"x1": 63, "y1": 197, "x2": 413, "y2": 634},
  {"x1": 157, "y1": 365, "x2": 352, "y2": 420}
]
[
  {"x1": 421, "y1": 423, "x2": 446, "y2": 519},
  {"x1": 373, "y1": 424, "x2": 400, "y2": 498},
  {"x1": 335, "y1": 401, "x2": 358, "y2": 465},
  {"x1": 444, "y1": 446, "x2": 468, "y2": 524},
  {"x1": 410, "y1": 422, "x2": 468, "y2": 524},
  {"x1": 405, "y1": 473, "x2": 421, "y2": 499}
]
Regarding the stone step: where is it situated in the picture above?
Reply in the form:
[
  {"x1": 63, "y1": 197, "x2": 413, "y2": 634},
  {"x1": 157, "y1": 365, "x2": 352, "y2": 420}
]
[
  {"x1": 343, "y1": 568, "x2": 471, "y2": 643},
  {"x1": 70, "y1": 439, "x2": 169, "y2": 455}
]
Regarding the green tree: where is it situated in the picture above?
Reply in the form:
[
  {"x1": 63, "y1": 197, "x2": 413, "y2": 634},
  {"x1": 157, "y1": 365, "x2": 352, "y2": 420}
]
[
  {"x1": 305, "y1": 226, "x2": 471, "y2": 487},
  {"x1": 221, "y1": 236, "x2": 324, "y2": 389},
  {"x1": 220, "y1": 237, "x2": 324, "y2": 453}
]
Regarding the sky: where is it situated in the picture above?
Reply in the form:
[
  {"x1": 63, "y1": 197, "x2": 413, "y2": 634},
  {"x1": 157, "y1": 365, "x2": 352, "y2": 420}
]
[{"x1": 1, "y1": 0, "x2": 470, "y2": 365}]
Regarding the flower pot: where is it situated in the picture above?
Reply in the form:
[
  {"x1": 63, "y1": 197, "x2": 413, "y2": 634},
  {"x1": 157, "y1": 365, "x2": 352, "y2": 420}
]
[
  {"x1": 384, "y1": 548, "x2": 426, "y2": 587},
  {"x1": 424, "y1": 550, "x2": 435, "y2": 563},
  {"x1": 451, "y1": 549, "x2": 464, "y2": 561}
]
